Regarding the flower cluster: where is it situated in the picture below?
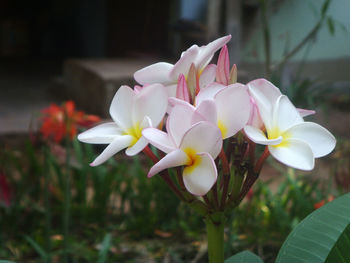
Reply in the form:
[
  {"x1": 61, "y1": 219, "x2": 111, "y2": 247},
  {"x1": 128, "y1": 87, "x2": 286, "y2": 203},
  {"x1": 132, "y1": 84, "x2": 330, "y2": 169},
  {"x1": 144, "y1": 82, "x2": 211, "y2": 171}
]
[
  {"x1": 78, "y1": 35, "x2": 335, "y2": 202},
  {"x1": 40, "y1": 101, "x2": 100, "y2": 143}
]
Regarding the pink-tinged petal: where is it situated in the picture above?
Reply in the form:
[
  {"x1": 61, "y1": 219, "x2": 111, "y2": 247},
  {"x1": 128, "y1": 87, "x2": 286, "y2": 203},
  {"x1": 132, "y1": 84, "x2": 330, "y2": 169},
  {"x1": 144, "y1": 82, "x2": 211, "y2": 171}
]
[
  {"x1": 195, "y1": 35, "x2": 231, "y2": 70},
  {"x1": 273, "y1": 95, "x2": 303, "y2": 132},
  {"x1": 214, "y1": 84, "x2": 251, "y2": 138},
  {"x1": 142, "y1": 128, "x2": 175, "y2": 153},
  {"x1": 77, "y1": 122, "x2": 123, "y2": 144},
  {"x1": 125, "y1": 136, "x2": 148, "y2": 156},
  {"x1": 134, "y1": 85, "x2": 143, "y2": 93},
  {"x1": 216, "y1": 45, "x2": 230, "y2": 85},
  {"x1": 183, "y1": 152, "x2": 217, "y2": 196},
  {"x1": 195, "y1": 82, "x2": 226, "y2": 106},
  {"x1": 168, "y1": 97, "x2": 194, "y2": 113},
  {"x1": 247, "y1": 97, "x2": 264, "y2": 128},
  {"x1": 165, "y1": 84, "x2": 177, "y2": 98},
  {"x1": 247, "y1": 79, "x2": 282, "y2": 130},
  {"x1": 148, "y1": 149, "x2": 189, "y2": 178},
  {"x1": 167, "y1": 104, "x2": 195, "y2": 147},
  {"x1": 109, "y1": 86, "x2": 134, "y2": 128},
  {"x1": 90, "y1": 135, "x2": 134, "y2": 166},
  {"x1": 134, "y1": 62, "x2": 174, "y2": 85},
  {"x1": 133, "y1": 83, "x2": 168, "y2": 127},
  {"x1": 244, "y1": 125, "x2": 282, "y2": 145},
  {"x1": 268, "y1": 139, "x2": 314, "y2": 171},
  {"x1": 297, "y1": 108, "x2": 316, "y2": 118},
  {"x1": 199, "y1": 64, "x2": 217, "y2": 90},
  {"x1": 169, "y1": 45, "x2": 199, "y2": 80},
  {"x1": 286, "y1": 122, "x2": 336, "y2": 158},
  {"x1": 180, "y1": 122, "x2": 222, "y2": 159},
  {"x1": 192, "y1": 100, "x2": 217, "y2": 125},
  {"x1": 176, "y1": 74, "x2": 190, "y2": 103}
]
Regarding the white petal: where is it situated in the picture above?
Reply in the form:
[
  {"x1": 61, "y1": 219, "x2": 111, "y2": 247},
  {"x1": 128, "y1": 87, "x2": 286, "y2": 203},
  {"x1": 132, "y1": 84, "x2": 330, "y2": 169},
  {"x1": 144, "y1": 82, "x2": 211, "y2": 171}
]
[
  {"x1": 180, "y1": 122, "x2": 222, "y2": 159},
  {"x1": 134, "y1": 62, "x2": 174, "y2": 85},
  {"x1": 195, "y1": 82, "x2": 226, "y2": 106},
  {"x1": 214, "y1": 84, "x2": 251, "y2": 138},
  {"x1": 125, "y1": 136, "x2": 148, "y2": 156},
  {"x1": 142, "y1": 128, "x2": 175, "y2": 153},
  {"x1": 268, "y1": 139, "x2": 314, "y2": 171},
  {"x1": 169, "y1": 45, "x2": 199, "y2": 80},
  {"x1": 167, "y1": 104, "x2": 195, "y2": 147},
  {"x1": 192, "y1": 100, "x2": 217, "y2": 125},
  {"x1": 90, "y1": 135, "x2": 133, "y2": 166},
  {"x1": 109, "y1": 86, "x2": 134, "y2": 128},
  {"x1": 183, "y1": 152, "x2": 217, "y2": 196},
  {"x1": 273, "y1": 95, "x2": 303, "y2": 132},
  {"x1": 286, "y1": 122, "x2": 336, "y2": 158},
  {"x1": 133, "y1": 83, "x2": 168, "y2": 127},
  {"x1": 165, "y1": 84, "x2": 177, "y2": 98},
  {"x1": 248, "y1": 79, "x2": 281, "y2": 130},
  {"x1": 77, "y1": 122, "x2": 122, "y2": 144},
  {"x1": 199, "y1": 64, "x2": 217, "y2": 90},
  {"x1": 148, "y1": 149, "x2": 189, "y2": 177},
  {"x1": 244, "y1": 125, "x2": 282, "y2": 145},
  {"x1": 194, "y1": 35, "x2": 231, "y2": 70},
  {"x1": 168, "y1": 97, "x2": 194, "y2": 111}
]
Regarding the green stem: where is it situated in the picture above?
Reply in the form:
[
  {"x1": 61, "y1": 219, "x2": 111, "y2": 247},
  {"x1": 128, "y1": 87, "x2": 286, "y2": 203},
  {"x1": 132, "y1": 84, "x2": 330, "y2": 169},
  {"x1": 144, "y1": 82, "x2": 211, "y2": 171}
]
[
  {"x1": 44, "y1": 147, "x2": 52, "y2": 263},
  {"x1": 205, "y1": 213, "x2": 225, "y2": 263}
]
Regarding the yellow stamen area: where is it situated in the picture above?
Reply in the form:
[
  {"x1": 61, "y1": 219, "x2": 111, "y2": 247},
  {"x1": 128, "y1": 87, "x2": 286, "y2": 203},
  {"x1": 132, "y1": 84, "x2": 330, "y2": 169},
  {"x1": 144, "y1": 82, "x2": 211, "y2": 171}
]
[
  {"x1": 124, "y1": 122, "x2": 142, "y2": 146},
  {"x1": 267, "y1": 127, "x2": 291, "y2": 148},
  {"x1": 217, "y1": 120, "x2": 227, "y2": 138},
  {"x1": 183, "y1": 148, "x2": 202, "y2": 175}
]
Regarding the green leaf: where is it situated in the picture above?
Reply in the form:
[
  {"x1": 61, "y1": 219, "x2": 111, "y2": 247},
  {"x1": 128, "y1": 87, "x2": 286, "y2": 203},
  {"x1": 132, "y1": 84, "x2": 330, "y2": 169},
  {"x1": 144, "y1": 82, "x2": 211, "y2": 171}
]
[
  {"x1": 0, "y1": 261, "x2": 17, "y2": 263},
  {"x1": 327, "y1": 17, "x2": 335, "y2": 35},
  {"x1": 225, "y1": 250, "x2": 263, "y2": 263},
  {"x1": 24, "y1": 235, "x2": 48, "y2": 260},
  {"x1": 97, "y1": 233, "x2": 112, "y2": 263},
  {"x1": 321, "y1": 0, "x2": 331, "y2": 16},
  {"x1": 276, "y1": 193, "x2": 350, "y2": 263}
]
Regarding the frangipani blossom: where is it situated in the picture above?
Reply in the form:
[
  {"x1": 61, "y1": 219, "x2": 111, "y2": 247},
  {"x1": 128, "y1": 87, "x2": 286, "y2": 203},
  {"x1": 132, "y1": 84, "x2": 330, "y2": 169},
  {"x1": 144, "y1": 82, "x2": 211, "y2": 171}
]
[
  {"x1": 247, "y1": 79, "x2": 315, "y2": 127},
  {"x1": 244, "y1": 95, "x2": 336, "y2": 170},
  {"x1": 134, "y1": 35, "x2": 231, "y2": 97},
  {"x1": 78, "y1": 84, "x2": 168, "y2": 166},
  {"x1": 170, "y1": 82, "x2": 251, "y2": 139},
  {"x1": 143, "y1": 105, "x2": 222, "y2": 196}
]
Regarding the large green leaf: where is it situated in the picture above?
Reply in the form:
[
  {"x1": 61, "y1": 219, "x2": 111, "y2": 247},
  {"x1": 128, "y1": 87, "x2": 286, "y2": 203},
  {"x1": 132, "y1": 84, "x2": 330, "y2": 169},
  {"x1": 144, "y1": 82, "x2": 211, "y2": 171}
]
[
  {"x1": 276, "y1": 193, "x2": 350, "y2": 263},
  {"x1": 225, "y1": 250, "x2": 263, "y2": 263}
]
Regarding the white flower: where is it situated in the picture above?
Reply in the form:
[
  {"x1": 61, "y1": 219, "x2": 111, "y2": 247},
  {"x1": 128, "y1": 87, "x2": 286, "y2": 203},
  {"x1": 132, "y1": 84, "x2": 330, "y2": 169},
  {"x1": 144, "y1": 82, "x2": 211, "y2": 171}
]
[
  {"x1": 78, "y1": 84, "x2": 168, "y2": 166},
  {"x1": 244, "y1": 94, "x2": 336, "y2": 170},
  {"x1": 134, "y1": 35, "x2": 231, "y2": 97}
]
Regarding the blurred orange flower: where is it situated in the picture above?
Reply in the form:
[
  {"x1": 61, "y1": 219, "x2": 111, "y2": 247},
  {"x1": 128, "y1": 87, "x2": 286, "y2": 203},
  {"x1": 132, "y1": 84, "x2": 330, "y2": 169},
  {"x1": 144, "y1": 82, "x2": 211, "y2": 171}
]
[{"x1": 40, "y1": 101, "x2": 100, "y2": 143}]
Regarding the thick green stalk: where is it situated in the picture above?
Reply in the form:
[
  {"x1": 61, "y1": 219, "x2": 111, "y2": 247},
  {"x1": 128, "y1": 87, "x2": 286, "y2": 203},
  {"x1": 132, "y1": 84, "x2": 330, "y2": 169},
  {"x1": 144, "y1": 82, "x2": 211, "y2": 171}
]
[{"x1": 205, "y1": 213, "x2": 225, "y2": 263}]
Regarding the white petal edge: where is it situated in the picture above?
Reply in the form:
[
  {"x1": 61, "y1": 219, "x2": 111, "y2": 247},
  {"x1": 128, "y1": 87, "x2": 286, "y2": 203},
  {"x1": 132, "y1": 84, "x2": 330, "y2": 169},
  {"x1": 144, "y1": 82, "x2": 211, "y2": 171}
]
[
  {"x1": 169, "y1": 45, "x2": 199, "y2": 80},
  {"x1": 268, "y1": 138, "x2": 315, "y2": 171},
  {"x1": 133, "y1": 83, "x2": 168, "y2": 127},
  {"x1": 214, "y1": 84, "x2": 251, "y2": 139},
  {"x1": 90, "y1": 135, "x2": 133, "y2": 166},
  {"x1": 244, "y1": 125, "x2": 282, "y2": 145},
  {"x1": 286, "y1": 122, "x2": 336, "y2": 158},
  {"x1": 183, "y1": 152, "x2": 217, "y2": 196},
  {"x1": 180, "y1": 122, "x2": 222, "y2": 159},
  {"x1": 148, "y1": 149, "x2": 189, "y2": 178},
  {"x1": 142, "y1": 128, "x2": 176, "y2": 154},
  {"x1": 125, "y1": 136, "x2": 148, "y2": 156},
  {"x1": 109, "y1": 85, "x2": 134, "y2": 128},
  {"x1": 134, "y1": 62, "x2": 174, "y2": 85},
  {"x1": 77, "y1": 122, "x2": 123, "y2": 144},
  {"x1": 273, "y1": 95, "x2": 303, "y2": 132}
]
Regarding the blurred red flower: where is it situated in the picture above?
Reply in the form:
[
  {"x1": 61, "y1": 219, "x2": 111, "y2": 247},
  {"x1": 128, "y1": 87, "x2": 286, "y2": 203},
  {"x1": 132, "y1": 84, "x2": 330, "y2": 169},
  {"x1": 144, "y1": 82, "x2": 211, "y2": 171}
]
[
  {"x1": 314, "y1": 195, "x2": 335, "y2": 210},
  {"x1": 40, "y1": 101, "x2": 100, "y2": 143}
]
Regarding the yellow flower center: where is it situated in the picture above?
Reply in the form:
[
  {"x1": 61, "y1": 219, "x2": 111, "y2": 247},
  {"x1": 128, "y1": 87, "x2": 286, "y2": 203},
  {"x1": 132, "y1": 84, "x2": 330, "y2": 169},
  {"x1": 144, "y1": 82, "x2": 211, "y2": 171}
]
[
  {"x1": 124, "y1": 122, "x2": 142, "y2": 146},
  {"x1": 183, "y1": 148, "x2": 202, "y2": 174},
  {"x1": 217, "y1": 120, "x2": 227, "y2": 138},
  {"x1": 267, "y1": 127, "x2": 291, "y2": 148}
]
